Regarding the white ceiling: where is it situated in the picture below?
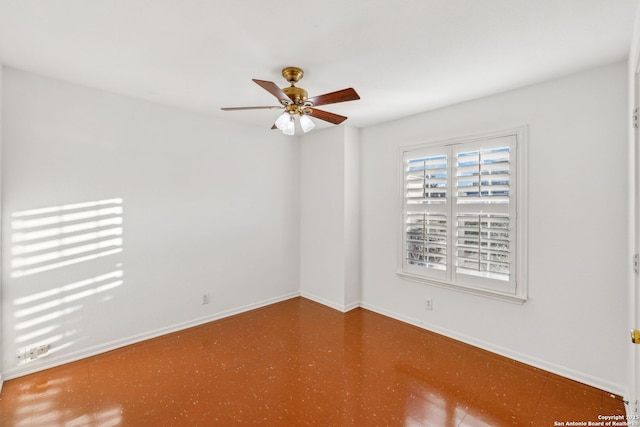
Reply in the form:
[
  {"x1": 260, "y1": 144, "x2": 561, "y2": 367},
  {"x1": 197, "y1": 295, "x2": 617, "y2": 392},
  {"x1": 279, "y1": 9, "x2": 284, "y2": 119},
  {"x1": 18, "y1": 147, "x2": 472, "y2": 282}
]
[{"x1": 0, "y1": 0, "x2": 638, "y2": 130}]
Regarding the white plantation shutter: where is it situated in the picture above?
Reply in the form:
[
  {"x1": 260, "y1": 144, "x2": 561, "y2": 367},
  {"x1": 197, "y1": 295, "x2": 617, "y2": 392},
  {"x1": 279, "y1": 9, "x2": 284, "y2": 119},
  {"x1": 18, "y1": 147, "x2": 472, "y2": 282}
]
[
  {"x1": 403, "y1": 148, "x2": 449, "y2": 280},
  {"x1": 455, "y1": 214, "x2": 510, "y2": 279},
  {"x1": 455, "y1": 146, "x2": 511, "y2": 205},
  {"x1": 401, "y1": 131, "x2": 522, "y2": 298},
  {"x1": 453, "y1": 137, "x2": 516, "y2": 293},
  {"x1": 405, "y1": 212, "x2": 447, "y2": 270}
]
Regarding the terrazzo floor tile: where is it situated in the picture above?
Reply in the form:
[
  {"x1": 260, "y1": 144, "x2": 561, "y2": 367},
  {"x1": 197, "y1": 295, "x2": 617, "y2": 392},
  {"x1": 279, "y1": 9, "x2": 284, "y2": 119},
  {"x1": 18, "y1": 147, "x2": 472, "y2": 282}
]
[{"x1": 0, "y1": 297, "x2": 628, "y2": 426}]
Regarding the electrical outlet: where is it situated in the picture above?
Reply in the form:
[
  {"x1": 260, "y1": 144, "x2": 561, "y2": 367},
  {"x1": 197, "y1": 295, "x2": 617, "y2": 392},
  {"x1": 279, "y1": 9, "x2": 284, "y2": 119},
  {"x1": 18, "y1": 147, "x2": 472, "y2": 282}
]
[
  {"x1": 27, "y1": 347, "x2": 37, "y2": 360},
  {"x1": 425, "y1": 298, "x2": 433, "y2": 310},
  {"x1": 16, "y1": 345, "x2": 49, "y2": 363},
  {"x1": 202, "y1": 293, "x2": 210, "y2": 305},
  {"x1": 37, "y1": 344, "x2": 50, "y2": 356}
]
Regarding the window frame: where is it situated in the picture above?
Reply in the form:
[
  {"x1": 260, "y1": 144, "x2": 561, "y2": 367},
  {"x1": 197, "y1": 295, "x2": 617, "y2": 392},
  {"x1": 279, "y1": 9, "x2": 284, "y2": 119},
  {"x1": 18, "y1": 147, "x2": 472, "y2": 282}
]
[{"x1": 397, "y1": 126, "x2": 528, "y2": 303}]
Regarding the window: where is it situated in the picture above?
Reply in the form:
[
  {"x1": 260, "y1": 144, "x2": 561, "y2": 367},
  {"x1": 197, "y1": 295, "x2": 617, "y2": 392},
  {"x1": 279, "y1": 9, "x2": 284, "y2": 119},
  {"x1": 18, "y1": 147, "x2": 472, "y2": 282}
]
[{"x1": 399, "y1": 127, "x2": 527, "y2": 302}]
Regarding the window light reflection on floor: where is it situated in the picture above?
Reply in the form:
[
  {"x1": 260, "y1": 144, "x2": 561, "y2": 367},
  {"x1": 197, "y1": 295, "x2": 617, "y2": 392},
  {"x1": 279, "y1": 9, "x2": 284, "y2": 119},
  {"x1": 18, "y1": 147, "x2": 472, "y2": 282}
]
[{"x1": 14, "y1": 375, "x2": 123, "y2": 426}]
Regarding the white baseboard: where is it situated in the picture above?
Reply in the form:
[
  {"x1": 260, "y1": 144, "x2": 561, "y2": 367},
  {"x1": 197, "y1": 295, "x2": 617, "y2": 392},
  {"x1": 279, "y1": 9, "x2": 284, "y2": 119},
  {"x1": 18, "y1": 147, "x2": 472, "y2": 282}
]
[
  {"x1": 2, "y1": 292, "x2": 300, "y2": 380},
  {"x1": 359, "y1": 301, "x2": 627, "y2": 397},
  {"x1": 300, "y1": 292, "x2": 358, "y2": 313},
  {"x1": 343, "y1": 301, "x2": 360, "y2": 312}
]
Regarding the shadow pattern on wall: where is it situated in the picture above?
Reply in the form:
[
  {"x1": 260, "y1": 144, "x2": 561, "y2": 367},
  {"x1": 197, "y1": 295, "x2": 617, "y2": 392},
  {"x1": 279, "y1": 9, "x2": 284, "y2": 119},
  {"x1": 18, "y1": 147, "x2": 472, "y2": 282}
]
[{"x1": 9, "y1": 198, "x2": 125, "y2": 364}]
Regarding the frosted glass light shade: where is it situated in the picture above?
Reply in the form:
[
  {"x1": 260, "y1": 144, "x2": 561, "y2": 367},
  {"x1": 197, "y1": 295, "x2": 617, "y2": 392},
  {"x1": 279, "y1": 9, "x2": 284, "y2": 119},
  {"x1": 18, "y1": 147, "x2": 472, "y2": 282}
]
[
  {"x1": 274, "y1": 112, "x2": 290, "y2": 131},
  {"x1": 299, "y1": 114, "x2": 315, "y2": 133},
  {"x1": 283, "y1": 117, "x2": 295, "y2": 135}
]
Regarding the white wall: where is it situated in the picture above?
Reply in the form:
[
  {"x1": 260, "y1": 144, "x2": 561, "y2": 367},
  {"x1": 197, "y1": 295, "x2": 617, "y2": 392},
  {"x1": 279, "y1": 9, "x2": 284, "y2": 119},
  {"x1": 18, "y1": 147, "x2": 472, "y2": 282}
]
[
  {"x1": 359, "y1": 61, "x2": 629, "y2": 394},
  {"x1": 1, "y1": 68, "x2": 300, "y2": 378},
  {"x1": 0, "y1": 64, "x2": 3, "y2": 391},
  {"x1": 343, "y1": 126, "x2": 360, "y2": 308},
  {"x1": 299, "y1": 126, "x2": 360, "y2": 311},
  {"x1": 300, "y1": 127, "x2": 345, "y2": 308},
  {"x1": 630, "y1": 5, "x2": 640, "y2": 412}
]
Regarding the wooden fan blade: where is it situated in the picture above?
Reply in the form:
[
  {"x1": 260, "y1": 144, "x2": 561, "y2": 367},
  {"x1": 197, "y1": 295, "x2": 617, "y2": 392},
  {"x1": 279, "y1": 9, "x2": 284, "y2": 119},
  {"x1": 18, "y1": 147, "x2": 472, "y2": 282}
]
[
  {"x1": 308, "y1": 109, "x2": 348, "y2": 125},
  {"x1": 306, "y1": 88, "x2": 360, "y2": 107},
  {"x1": 252, "y1": 79, "x2": 290, "y2": 102},
  {"x1": 221, "y1": 106, "x2": 283, "y2": 111}
]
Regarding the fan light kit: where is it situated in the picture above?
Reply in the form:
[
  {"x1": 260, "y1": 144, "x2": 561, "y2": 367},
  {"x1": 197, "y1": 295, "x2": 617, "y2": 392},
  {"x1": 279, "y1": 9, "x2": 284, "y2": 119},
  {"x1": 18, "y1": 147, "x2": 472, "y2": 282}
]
[{"x1": 221, "y1": 67, "x2": 360, "y2": 136}]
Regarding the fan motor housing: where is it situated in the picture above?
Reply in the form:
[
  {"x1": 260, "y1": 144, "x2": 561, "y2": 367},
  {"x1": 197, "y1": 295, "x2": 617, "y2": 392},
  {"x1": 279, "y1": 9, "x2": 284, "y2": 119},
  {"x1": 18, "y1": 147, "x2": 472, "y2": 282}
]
[{"x1": 283, "y1": 86, "x2": 308, "y2": 104}]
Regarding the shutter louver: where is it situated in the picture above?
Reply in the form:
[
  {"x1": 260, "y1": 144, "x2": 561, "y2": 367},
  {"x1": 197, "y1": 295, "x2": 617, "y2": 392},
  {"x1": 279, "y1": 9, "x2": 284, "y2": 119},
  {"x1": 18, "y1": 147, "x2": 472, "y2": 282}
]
[
  {"x1": 406, "y1": 212, "x2": 447, "y2": 270},
  {"x1": 456, "y1": 147, "x2": 511, "y2": 204},
  {"x1": 405, "y1": 155, "x2": 447, "y2": 205},
  {"x1": 455, "y1": 213, "x2": 510, "y2": 281}
]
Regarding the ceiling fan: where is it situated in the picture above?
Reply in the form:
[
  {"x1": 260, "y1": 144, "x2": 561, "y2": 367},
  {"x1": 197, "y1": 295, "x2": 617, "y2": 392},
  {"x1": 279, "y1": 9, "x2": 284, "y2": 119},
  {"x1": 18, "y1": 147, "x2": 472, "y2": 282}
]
[{"x1": 221, "y1": 67, "x2": 360, "y2": 135}]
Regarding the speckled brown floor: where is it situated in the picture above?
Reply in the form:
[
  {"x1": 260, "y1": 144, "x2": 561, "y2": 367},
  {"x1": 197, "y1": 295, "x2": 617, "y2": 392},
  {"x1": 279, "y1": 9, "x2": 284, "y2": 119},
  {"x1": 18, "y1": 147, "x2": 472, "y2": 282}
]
[{"x1": 0, "y1": 297, "x2": 627, "y2": 426}]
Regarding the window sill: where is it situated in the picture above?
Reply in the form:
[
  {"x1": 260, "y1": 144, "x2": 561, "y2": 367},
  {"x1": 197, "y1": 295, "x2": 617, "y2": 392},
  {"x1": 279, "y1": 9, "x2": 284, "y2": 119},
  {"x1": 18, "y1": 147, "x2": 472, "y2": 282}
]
[{"x1": 396, "y1": 271, "x2": 527, "y2": 305}]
